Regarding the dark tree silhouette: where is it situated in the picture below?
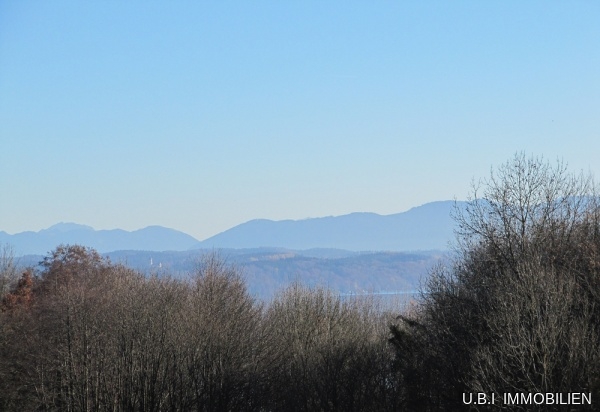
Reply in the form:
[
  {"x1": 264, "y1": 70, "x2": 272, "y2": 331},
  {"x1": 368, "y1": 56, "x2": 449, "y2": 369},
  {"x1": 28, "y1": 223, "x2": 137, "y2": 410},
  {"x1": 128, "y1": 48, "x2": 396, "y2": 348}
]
[{"x1": 390, "y1": 153, "x2": 600, "y2": 410}]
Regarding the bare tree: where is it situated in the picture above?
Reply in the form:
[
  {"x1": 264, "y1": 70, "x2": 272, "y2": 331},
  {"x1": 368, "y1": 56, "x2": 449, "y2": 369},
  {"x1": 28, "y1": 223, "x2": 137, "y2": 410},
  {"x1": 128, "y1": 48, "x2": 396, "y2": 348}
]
[
  {"x1": 0, "y1": 244, "x2": 19, "y2": 300},
  {"x1": 391, "y1": 153, "x2": 600, "y2": 410},
  {"x1": 265, "y1": 283, "x2": 398, "y2": 411},
  {"x1": 178, "y1": 253, "x2": 264, "y2": 411}
]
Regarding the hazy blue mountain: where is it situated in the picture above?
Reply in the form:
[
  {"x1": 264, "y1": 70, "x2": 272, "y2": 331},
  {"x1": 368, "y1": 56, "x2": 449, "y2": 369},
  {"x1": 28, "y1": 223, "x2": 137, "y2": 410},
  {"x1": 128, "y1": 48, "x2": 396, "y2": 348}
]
[
  {"x1": 3, "y1": 200, "x2": 464, "y2": 256},
  {"x1": 192, "y1": 201, "x2": 465, "y2": 251},
  {"x1": 0, "y1": 223, "x2": 199, "y2": 256}
]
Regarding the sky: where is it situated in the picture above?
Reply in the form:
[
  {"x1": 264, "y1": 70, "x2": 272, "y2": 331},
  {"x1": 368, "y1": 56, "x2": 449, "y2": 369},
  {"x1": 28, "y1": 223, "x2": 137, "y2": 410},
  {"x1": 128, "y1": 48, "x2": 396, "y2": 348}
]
[{"x1": 1, "y1": 1, "x2": 599, "y2": 241}]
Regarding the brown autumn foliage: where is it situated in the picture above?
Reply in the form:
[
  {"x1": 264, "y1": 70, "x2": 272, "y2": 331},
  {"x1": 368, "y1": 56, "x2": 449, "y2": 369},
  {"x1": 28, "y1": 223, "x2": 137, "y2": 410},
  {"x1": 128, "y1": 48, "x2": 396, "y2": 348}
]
[{"x1": 0, "y1": 269, "x2": 34, "y2": 312}]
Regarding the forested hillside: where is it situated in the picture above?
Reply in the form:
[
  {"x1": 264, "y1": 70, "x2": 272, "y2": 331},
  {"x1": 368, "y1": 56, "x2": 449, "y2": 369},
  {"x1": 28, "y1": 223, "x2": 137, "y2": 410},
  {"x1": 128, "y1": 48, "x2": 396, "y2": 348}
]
[{"x1": 17, "y1": 248, "x2": 441, "y2": 301}]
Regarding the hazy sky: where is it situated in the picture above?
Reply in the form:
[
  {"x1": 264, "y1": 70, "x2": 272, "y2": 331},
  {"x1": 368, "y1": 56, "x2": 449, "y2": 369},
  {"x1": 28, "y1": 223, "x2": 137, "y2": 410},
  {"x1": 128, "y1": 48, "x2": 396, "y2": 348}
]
[{"x1": 1, "y1": 1, "x2": 599, "y2": 240}]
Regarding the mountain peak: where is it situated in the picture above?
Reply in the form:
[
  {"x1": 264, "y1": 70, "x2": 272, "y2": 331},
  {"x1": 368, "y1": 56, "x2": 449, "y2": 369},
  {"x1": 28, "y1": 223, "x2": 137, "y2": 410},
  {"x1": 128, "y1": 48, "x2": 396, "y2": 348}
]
[{"x1": 45, "y1": 222, "x2": 95, "y2": 232}]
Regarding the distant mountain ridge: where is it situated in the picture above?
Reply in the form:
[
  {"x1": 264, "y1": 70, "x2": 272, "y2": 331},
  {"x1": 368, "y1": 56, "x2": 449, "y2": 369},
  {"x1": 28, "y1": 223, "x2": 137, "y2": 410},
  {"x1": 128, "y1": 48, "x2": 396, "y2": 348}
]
[
  {"x1": 193, "y1": 200, "x2": 465, "y2": 251},
  {"x1": 2, "y1": 200, "x2": 465, "y2": 256},
  {"x1": 0, "y1": 223, "x2": 199, "y2": 256}
]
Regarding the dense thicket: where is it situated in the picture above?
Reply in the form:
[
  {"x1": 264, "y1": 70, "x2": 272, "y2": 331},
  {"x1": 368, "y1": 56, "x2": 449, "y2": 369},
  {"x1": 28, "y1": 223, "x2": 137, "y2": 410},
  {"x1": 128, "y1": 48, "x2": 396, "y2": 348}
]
[
  {"x1": 390, "y1": 153, "x2": 600, "y2": 410},
  {"x1": 0, "y1": 246, "x2": 398, "y2": 411},
  {"x1": 263, "y1": 284, "x2": 400, "y2": 411}
]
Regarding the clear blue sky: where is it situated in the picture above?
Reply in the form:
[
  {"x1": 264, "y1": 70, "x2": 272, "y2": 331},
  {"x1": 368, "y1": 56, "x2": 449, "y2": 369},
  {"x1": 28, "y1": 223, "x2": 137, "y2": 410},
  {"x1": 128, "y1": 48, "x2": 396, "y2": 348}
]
[{"x1": 1, "y1": 1, "x2": 599, "y2": 240}]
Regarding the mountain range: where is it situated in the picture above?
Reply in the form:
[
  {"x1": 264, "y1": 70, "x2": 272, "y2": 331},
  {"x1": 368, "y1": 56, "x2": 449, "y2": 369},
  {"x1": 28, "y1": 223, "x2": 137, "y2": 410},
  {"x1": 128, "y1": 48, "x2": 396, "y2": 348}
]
[
  {"x1": 194, "y1": 200, "x2": 464, "y2": 251},
  {"x1": 0, "y1": 223, "x2": 199, "y2": 256},
  {"x1": 2, "y1": 200, "x2": 465, "y2": 256}
]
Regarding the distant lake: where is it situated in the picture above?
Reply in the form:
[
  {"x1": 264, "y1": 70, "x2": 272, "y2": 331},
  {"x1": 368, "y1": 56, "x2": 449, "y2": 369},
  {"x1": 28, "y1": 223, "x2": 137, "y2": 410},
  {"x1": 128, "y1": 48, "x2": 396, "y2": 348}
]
[{"x1": 339, "y1": 290, "x2": 421, "y2": 313}]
